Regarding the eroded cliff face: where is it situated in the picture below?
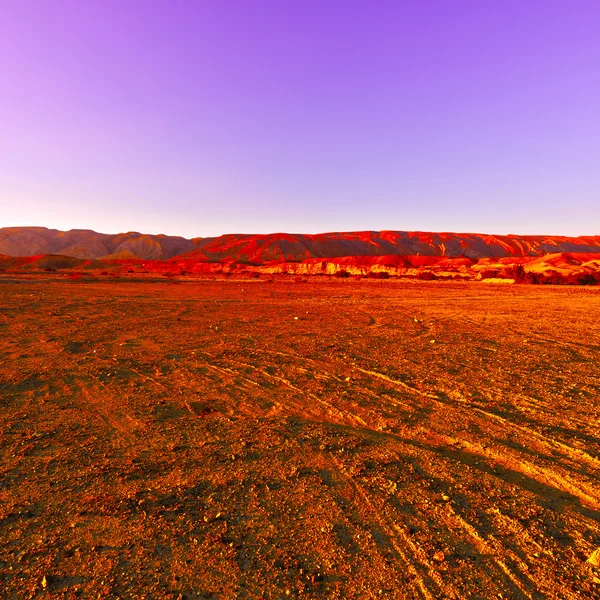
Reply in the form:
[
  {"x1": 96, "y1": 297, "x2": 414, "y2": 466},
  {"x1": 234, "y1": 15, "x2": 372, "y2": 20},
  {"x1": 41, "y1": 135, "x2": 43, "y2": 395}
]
[{"x1": 2, "y1": 251, "x2": 600, "y2": 284}]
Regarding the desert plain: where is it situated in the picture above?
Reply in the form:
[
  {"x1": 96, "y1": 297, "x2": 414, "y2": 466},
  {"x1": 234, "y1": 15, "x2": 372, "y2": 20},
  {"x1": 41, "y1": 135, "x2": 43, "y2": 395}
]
[{"x1": 0, "y1": 276, "x2": 599, "y2": 599}]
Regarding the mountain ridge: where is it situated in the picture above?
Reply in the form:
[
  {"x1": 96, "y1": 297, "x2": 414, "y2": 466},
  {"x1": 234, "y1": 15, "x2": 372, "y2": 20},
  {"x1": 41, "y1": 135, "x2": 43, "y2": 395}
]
[{"x1": 2, "y1": 226, "x2": 600, "y2": 262}]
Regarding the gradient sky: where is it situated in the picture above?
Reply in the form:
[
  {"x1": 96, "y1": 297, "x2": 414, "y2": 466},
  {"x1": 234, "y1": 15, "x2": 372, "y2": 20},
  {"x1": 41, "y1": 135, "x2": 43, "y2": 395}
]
[{"x1": 2, "y1": 0, "x2": 599, "y2": 237}]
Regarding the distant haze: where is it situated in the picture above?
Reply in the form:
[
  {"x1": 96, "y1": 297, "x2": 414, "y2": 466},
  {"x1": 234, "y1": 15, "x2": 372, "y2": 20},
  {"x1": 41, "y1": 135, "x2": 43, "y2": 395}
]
[{"x1": 2, "y1": 1, "x2": 600, "y2": 237}]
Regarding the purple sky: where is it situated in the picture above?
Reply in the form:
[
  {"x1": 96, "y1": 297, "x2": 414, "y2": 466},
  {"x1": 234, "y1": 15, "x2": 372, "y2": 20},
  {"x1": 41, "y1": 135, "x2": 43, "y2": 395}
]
[{"x1": 2, "y1": 0, "x2": 599, "y2": 237}]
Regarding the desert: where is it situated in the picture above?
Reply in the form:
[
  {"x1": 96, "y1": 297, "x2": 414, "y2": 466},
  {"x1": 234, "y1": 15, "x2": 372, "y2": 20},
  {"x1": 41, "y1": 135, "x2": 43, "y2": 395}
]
[
  {"x1": 1, "y1": 275, "x2": 599, "y2": 598},
  {"x1": 4, "y1": 1, "x2": 600, "y2": 597}
]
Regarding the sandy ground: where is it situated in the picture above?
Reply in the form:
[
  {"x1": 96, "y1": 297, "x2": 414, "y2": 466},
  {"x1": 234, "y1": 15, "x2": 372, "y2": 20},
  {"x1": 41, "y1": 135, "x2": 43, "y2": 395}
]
[{"x1": 0, "y1": 278, "x2": 599, "y2": 599}]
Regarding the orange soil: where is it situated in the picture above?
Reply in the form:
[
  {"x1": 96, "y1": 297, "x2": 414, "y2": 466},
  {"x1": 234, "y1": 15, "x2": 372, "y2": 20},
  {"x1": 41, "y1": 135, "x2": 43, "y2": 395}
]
[{"x1": 0, "y1": 279, "x2": 599, "y2": 598}]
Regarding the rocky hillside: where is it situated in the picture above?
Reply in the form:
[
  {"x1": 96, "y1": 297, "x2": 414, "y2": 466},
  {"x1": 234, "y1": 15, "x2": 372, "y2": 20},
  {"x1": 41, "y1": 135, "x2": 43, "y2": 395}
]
[
  {"x1": 2, "y1": 227, "x2": 600, "y2": 262},
  {"x1": 181, "y1": 231, "x2": 600, "y2": 262},
  {"x1": 0, "y1": 227, "x2": 200, "y2": 259}
]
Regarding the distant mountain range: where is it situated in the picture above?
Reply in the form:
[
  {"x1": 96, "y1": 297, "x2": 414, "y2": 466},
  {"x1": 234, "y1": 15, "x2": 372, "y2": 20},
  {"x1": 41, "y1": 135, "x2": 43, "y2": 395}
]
[
  {"x1": 0, "y1": 227, "x2": 199, "y2": 260},
  {"x1": 2, "y1": 226, "x2": 600, "y2": 262}
]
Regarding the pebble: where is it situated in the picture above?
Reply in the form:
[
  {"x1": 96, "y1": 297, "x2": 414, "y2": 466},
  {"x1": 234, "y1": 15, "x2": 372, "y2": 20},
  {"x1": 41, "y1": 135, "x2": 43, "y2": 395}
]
[
  {"x1": 433, "y1": 551, "x2": 445, "y2": 562},
  {"x1": 587, "y1": 548, "x2": 600, "y2": 567}
]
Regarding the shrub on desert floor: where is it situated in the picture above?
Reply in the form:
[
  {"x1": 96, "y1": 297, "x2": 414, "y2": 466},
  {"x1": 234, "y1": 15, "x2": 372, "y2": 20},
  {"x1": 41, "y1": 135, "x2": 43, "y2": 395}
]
[
  {"x1": 499, "y1": 264, "x2": 540, "y2": 284},
  {"x1": 564, "y1": 272, "x2": 599, "y2": 285},
  {"x1": 416, "y1": 271, "x2": 438, "y2": 280},
  {"x1": 479, "y1": 269, "x2": 500, "y2": 279},
  {"x1": 367, "y1": 271, "x2": 390, "y2": 279},
  {"x1": 334, "y1": 270, "x2": 350, "y2": 278},
  {"x1": 503, "y1": 266, "x2": 599, "y2": 285},
  {"x1": 501, "y1": 264, "x2": 527, "y2": 282}
]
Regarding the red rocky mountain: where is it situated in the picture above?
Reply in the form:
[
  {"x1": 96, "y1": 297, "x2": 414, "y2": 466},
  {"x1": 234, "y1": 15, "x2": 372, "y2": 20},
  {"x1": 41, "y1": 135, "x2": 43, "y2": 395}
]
[{"x1": 2, "y1": 227, "x2": 599, "y2": 261}]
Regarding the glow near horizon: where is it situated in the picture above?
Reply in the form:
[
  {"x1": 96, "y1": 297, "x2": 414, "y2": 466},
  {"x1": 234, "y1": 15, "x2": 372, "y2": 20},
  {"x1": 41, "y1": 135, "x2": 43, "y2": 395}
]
[{"x1": 1, "y1": 0, "x2": 599, "y2": 239}]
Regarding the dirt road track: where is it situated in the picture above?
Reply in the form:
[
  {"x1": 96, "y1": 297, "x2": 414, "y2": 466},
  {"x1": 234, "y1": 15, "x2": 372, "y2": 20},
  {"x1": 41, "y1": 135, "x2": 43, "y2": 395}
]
[{"x1": 0, "y1": 279, "x2": 599, "y2": 598}]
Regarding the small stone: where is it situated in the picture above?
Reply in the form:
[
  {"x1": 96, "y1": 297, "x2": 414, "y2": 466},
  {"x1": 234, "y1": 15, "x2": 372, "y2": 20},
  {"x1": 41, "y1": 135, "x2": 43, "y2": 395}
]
[
  {"x1": 293, "y1": 317, "x2": 299, "y2": 320},
  {"x1": 442, "y1": 494, "x2": 450, "y2": 502},
  {"x1": 593, "y1": 577, "x2": 600, "y2": 585},
  {"x1": 41, "y1": 575, "x2": 48, "y2": 588},
  {"x1": 430, "y1": 340, "x2": 435, "y2": 344},
  {"x1": 587, "y1": 548, "x2": 600, "y2": 567},
  {"x1": 433, "y1": 551, "x2": 445, "y2": 562}
]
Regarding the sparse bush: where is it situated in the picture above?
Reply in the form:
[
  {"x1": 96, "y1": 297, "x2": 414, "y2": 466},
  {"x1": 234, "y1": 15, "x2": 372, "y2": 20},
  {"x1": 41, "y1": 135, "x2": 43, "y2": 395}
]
[
  {"x1": 334, "y1": 270, "x2": 350, "y2": 278},
  {"x1": 501, "y1": 264, "x2": 545, "y2": 284},
  {"x1": 542, "y1": 270, "x2": 561, "y2": 285},
  {"x1": 566, "y1": 272, "x2": 598, "y2": 285},
  {"x1": 416, "y1": 271, "x2": 437, "y2": 280},
  {"x1": 525, "y1": 271, "x2": 542, "y2": 284},
  {"x1": 495, "y1": 266, "x2": 600, "y2": 286},
  {"x1": 501, "y1": 264, "x2": 526, "y2": 282},
  {"x1": 479, "y1": 269, "x2": 500, "y2": 279}
]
